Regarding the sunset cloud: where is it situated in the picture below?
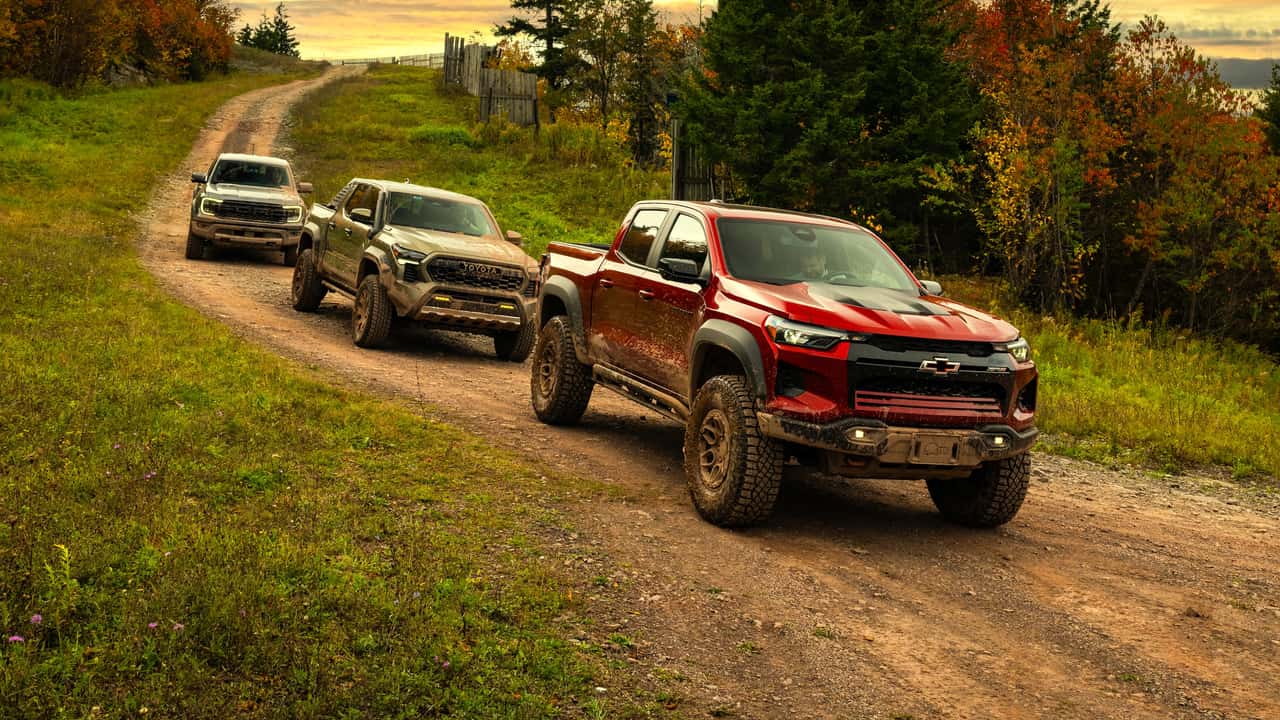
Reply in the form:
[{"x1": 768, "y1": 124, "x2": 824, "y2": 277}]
[{"x1": 229, "y1": 1, "x2": 1278, "y2": 61}]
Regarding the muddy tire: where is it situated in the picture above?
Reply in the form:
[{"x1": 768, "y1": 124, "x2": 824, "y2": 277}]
[
  {"x1": 184, "y1": 231, "x2": 204, "y2": 260},
  {"x1": 352, "y1": 275, "x2": 393, "y2": 348},
  {"x1": 495, "y1": 321, "x2": 536, "y2": 363},
  {"x1": 282, "y1": 244, "x2": 298, "y2": 267},
  {"x1": 290, "y1": 249, "x2": 326, "y2": 312},
  {"x1": 683, "y1": 375, "x2": 784, "y2": 528},
  {"x1": 927, "y1": 452, "x2": 1030, "y2": 528},
  {"x1": 530, "y1": 316, "x2": 593, "y2": 425}
]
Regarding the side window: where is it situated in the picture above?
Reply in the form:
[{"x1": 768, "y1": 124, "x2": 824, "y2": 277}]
[
  {"x1": 343, "y1": 185, "x2": 368, "y2": 216},
  {"x1": 658, "y1": 214, "x2": 709, "y2": 271},
  {"x1": 618, "y1": 209, "x2": 668, "y2": 266},
  {"x1": 330, "y1": 181, "x2": 356, "y2": 208}
]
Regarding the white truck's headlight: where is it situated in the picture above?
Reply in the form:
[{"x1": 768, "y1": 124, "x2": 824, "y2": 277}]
[
  {"x1": 283, "y1": 205, "x2": 304, "y2": 223},
  {"x1": 199, "y1": 197, "x2": 222, "y2": 216}
]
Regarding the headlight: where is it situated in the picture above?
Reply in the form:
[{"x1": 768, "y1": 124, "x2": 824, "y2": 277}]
[
  {"x1": 391, "y1": 244, "x2": 426, "y2": 263},
  {"x1": 283, "y1": 205, "x2": 304, "y2": 223},
  {"x1": 997, "y1": 337, "x2": 1031, "y2": 362},
  {"x1": 199, "y1": 197, "x2": 222, "y2": 216},
  {"x1": 764, "y1": 316, "x2": 847, "y2": 350}
]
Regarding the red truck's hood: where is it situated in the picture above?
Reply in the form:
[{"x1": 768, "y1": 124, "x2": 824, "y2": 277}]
[{"x1": 721, "y1": 278, "x2": 1020, "y2": 342}]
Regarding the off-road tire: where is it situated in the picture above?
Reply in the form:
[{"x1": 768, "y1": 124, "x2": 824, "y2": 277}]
[
  {"x1": 495, "y1": 321, "x2": 536, "y2": 362},
  {"x1": 282, "y1": 244, "x2": 299, "y2": 266},
  {"x1": 290, "y1": 249, "x2": 326, "y2": 312},
  {"x1": 184, "y1": 231, "x2": 204, "y2": 260},
  {"x1": 530, "y1": 316, "x2": 593, "y2": 425},
  {"x1": 683, "y1": 375, "x2": 784, "y2": 528},
  {"x1": 927, "y1": 452, "x2": 1031, "y2": 528},
  {"x1": 352, "y1": 275, "x2": 393, "y2": 348}
]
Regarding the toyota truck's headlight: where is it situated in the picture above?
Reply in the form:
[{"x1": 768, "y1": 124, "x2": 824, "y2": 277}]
[
  {"x1": 997, "y1": 337, "x2": 1032, "y2": 362},
  {"x1": 283, "y1": 205, "x2": 304, "y2": 223},
  {"x1": 391, "y1": 244, "x2": 426, "y2": 263},
  {"x1": 199, "y1": 197, "x2": 222, "y2": 216},
  {"x1": 764, "y1": 316, "x2": 847, "y2": 351}
]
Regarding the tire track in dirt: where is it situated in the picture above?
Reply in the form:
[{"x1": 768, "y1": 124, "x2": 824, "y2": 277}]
[{"x1": 136, "y1": 70, "x2": 1280, "y2": 719}]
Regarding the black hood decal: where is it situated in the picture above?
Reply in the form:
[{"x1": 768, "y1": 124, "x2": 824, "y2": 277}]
[{"x1": 808, "y1": 284, "x2": 948, "y2": 316}]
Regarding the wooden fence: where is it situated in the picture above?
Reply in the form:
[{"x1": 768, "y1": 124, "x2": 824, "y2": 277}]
[
  {"x1": 671, "y1": 119, "x2": 715, "y2": 201},
  {"x1": 338, "y1": 54, "x2": 443, "y2": 68},
  {"x1": 443, "y1": 34, "x2": 539, "y2": 127}
]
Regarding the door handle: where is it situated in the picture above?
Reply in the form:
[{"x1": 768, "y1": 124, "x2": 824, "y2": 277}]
[
  {"x1": 638, "y1": 289, "x2": 656, "y2": 301},
  {"x1": 327, "y1": 222, "x2": 336, "y2": 229},
  {"x1": 599, "y1": 278, "x2": 615, "y2": 289},
  {"x1": 345, "y1": 228, "x2": 353, "y2": 237}
]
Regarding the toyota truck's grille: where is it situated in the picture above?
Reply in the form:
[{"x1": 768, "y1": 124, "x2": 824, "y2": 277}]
[
  {"x1": 426, "y1": 257, "x2": 525, "y2": 293},
  {"x1": 214, "y1": 200, "x2": 289, "y2": 224}
]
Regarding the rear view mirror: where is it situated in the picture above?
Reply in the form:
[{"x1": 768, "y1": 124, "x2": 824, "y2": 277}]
[
  {"x1": 920, "y1": 280, "x2": 944, "y2": 296},
  {"x1": 191, "y1": 173, "x2": 207, "y2": 184},
  {"x1": 505, "y1": 230, "x2": 524, "y2": 247},
  {"x1": 658, "y1": 257, "x2": 703, "y2": 285},
  {"x1": 349, "y1": 207, "x2": 373, "y2": 224},
  {"x1": 297, "y1": 182, "x2": 314, "y2": 194}
]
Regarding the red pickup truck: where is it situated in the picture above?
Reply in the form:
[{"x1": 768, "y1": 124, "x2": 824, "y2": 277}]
[{"x1": 531, "y1": 201, "x2": 1038, "y2": 528}]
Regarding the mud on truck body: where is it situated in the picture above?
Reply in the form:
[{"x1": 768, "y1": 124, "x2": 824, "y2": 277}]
[
  {"x1": 532, "y1": 201, "x2": 1039, "y2": 528},
  {"x1": 291, "y1": 178, "x2": 540, "y2": 361}
]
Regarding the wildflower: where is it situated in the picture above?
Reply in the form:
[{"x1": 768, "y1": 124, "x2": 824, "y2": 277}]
[
  {"x1": 30, "y1": 614, "x2": 41, "y2": 625},
  {"x1": 147, "y1": 622, "x2": 158, "y2": 630},
  {"x1": 7, "y1": 635, "x2": 23, "y2": 643},
  {"x1": 442, "y1": 660, "x2": 450, "y2": 669},
  {"x1": 172, "y1": 623, "x2": 184, "y2": 631},
  {"x1": 113, "y1": 443, "x2": 122, "y2": 450},
  {"x1": 412, "y1": 591, "x2": 421, "y2": 599}
]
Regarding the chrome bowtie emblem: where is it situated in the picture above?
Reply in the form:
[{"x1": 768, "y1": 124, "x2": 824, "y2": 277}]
[{"x1": 919, "y1": 357, "x2": 960, "y2": 375}]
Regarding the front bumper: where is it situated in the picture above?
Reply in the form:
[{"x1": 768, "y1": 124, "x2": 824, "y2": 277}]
[
  {"x1": 389, "y1": 280, "x2": 535, "y2": 333},
  {"x1": 757, "y1": 412, "x2": 1038, "y2": 468},
  {"x1": 190, "y1": 218, "x2": 302, "y2": 249}
]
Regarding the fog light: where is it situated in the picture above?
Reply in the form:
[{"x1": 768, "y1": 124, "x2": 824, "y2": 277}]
[
  {"x1": 993, "y1": 436, "x2": 1006, "y2": 446},
  {"x1": 854, "y1": 429, "x2": 866, "y2": 440}
]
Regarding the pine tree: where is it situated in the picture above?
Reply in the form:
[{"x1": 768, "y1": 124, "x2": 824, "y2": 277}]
[
  {"x1": 495, "y1": 1, "x2": 578, "y2": 119},
  {"x1": 1259, "y1": 63, "x2": 1280, "y2": 154},
  {"x1": 268, "y1": 3, "x2": 300, "y2": 58},
  {"x1": 236, "y1": 24, "x2": 254, "y2": 47},
  {"x1": 679, "y1": 0, "x2": 979, "y2": 251}
]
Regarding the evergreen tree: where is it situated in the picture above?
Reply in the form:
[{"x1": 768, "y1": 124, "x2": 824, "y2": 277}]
[
  {"x1": 621, "y1": 0, "x2": 661, "y2": 166},
  {"x1": 679, "y1": 0, "x2": 980, "y2": 251},
  {"x1": 1259, "y1": 63, "x2": 1280, "y2": 154},
  {"x1": 236, "y1": 24, "x2": 253, "y2": 47},
  {"x1": 240, "y1": 3, "x2": 299, "y2": 57},
  {"x1": 495, "y1": 1, "x2": 578, "y2": 119}
]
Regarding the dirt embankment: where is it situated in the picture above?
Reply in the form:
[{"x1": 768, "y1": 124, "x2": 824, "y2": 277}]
[{"x1": 137, "y1": 68, "x2": 1280, "y2": 720}]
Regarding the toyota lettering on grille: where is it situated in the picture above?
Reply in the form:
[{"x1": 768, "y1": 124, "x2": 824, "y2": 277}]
[
  {"x1": 919, "y1": 357, "x2": 961, "y2": 375},
  {"x1": 461, "y1": 262, "x2": 502, "y2": 276}
]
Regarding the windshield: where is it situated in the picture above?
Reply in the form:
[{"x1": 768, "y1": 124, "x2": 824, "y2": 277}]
[
  {"x1": 210, "y1": 160, "x2": 291, "y2": 188},
  {"x1": 386, "y1": 192, "x2": 498, "y2": 237},
  {"x1": 717, "y1": 218, "x2": 918, "y2": 291}
]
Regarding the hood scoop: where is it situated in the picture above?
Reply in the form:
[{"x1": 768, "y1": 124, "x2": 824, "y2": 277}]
[{"x1": 810, "y1": 284, "x2": 947, "y2": 317}]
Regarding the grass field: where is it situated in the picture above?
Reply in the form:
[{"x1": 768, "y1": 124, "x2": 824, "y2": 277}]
[
  {"x1": 0, "y1": 74, "x2": 666, "y2": 718},
  {"x1": 286, "y1": 64, "x2": 1280, "y2": 486}
]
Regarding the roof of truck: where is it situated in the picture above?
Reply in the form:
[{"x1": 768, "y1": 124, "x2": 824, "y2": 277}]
[
  {"x1": 215, "y1": 153, "x2": 291, "y2": 166},
  {"x1": 352, "y1": 178, "x2": 489, "y2": 206},
  {"x1": 634, "y1": 200, "x2": 865, "y2": 231}
]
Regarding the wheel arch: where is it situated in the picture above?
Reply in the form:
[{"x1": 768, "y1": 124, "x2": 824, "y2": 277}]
[
  {"x1": 540, "y1": 275, "x2": 589, "y2": 364},
  {"x1": 691, "y1": 320, "x2": 768, "y2": 402}
]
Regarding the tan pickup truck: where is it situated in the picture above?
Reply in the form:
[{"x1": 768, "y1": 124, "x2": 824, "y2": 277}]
[
  {"x1": 290, "y1": 179, "x2": 539, "y2": 361},
  {"x1": 187, "y1": 153, "x2": 312, "y2": 265}
]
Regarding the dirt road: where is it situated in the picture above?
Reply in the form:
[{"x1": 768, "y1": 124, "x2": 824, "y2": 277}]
[{"x1": 137, "y1": 68, "x2": 1280, "y2": 719}]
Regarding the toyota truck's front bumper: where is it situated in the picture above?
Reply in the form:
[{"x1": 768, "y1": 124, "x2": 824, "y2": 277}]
[{"x1": 757, "y1": 412, "x2": 1038, "y2": 475}]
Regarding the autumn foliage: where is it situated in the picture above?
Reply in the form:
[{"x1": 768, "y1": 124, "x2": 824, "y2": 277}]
[
  {"x1": 938, "y1": 3, "x2": 1280, "y2": 348},
  {"x1": 0, "y1": 0, "x2": 239, "y2": 86}
]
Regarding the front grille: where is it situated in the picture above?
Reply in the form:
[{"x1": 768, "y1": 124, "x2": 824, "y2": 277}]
[
  {"x1": 426, "y1": 290, "x2": 521, "y2": 317},
  {"x1": 522, "y1": 280, "x2": 538, "y2": 298},
  {"x1": 214, "y1": 200, "x2": 289, "y2": 224},
  {"x1": 403, "y1": 264, "x2": 423, "y2": 283},
  {"x1": 865, "y1": 335, "x2": 994, "y2": 357},
  {"x1": 426, "y1": 257, "x2": 526, "y2": 293},
  {"x1": 855, "y1": 379, "x2": 1005, "y2": 419}
]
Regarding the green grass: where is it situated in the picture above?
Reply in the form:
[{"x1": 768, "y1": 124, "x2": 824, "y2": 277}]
[
  {"x1": 940, "y1": 276, "x2": 1280, "y2": 484},
  {"x1": 288, "y1": 65, "x2": 668, "y2": 259},
  {"x1": 0, "y1": 75, "x2": 653, "y2": 717}
]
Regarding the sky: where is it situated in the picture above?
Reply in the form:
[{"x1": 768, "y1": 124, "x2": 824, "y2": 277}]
[{"x1": 228, "y1": 1, "x2": 1279, "y2": 62}]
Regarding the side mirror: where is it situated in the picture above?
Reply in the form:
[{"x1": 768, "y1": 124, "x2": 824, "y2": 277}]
[
  {"x1": 297, "y1": 182, "x2": 314, "y2": 194},
  {"x1": 505, "y1": 230, "x2": 524, "y2": 247},
  {"x1": 191, "y1": 173, "x2": 207, "y2": 184},
  {"x1": 920, "y1": 280, "x2": 944, "y2": 296},
  {"x1": 658, "y1": 257, "x2": 703, "y2": 285},
  {"x1": 349, "y1": 207, "x2": 373, "y2": 225}
]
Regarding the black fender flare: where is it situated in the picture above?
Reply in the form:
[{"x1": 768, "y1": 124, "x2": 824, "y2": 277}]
[
  {"x1": 691, "y1": 319, "x2": 768, "y2": 402},
  {"x1": 540, "y1": 275, "x2": 590, "y2": 364}
]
